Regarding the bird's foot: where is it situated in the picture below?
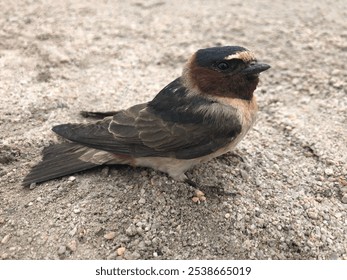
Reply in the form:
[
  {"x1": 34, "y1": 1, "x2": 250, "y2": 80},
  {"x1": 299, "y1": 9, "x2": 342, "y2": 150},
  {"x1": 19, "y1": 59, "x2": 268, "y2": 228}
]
[
  {"x1": 184, "y1": 178, "x2": 206, "y2": 203},
  {"x1": 192, "y1": 189, "x2": 206, "y2": 203}
]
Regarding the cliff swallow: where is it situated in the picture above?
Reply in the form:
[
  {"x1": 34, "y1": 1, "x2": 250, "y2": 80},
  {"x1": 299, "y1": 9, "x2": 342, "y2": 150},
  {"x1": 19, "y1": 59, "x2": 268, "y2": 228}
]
[{"x1": 23, "y1": 46, "x2": 270, "y2": 191}]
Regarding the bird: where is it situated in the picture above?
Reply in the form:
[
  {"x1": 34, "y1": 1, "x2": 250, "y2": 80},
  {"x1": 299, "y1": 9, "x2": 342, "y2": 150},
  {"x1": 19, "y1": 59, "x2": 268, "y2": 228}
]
[{"x1": 22, "y1": 46, "x2": 270, "y2": 190}]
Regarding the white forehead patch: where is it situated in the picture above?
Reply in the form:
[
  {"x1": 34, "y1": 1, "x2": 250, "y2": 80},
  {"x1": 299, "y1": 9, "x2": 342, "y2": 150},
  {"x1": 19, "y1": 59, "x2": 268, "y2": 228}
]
[{"x1": 224, "y1": 51, "x2": 256, "y2": 62}]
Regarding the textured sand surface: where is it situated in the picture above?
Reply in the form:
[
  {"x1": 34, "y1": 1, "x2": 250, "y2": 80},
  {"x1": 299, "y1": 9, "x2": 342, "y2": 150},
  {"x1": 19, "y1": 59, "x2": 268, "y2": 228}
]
[{"x1": 0, "y1": 0, "x2": 346, "y2": 259}]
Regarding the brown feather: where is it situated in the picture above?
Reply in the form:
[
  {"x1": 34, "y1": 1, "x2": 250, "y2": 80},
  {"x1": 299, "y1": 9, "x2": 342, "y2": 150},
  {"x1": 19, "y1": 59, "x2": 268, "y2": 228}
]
[{"x1": 22, "y1": 143, "x2": 99, "y2": 187}]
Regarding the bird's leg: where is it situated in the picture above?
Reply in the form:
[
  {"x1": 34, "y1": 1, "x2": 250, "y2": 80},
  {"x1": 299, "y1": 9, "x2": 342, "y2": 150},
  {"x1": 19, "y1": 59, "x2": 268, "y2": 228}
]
[
  {"x1": 184, "y1": 178, "x2": 199, "y2": 189},
  {"x1": 80, "y1": 111, "x2": 120, "y2": 119}
]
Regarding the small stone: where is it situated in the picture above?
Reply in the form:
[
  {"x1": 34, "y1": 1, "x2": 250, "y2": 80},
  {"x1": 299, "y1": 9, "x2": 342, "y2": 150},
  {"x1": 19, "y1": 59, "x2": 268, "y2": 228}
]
[
  {"x1": 144, "y1": 225, "x2": 151, "y2": 231},
  {"x1": 307, "y1": 240, "x2": 315, "y2": 248},
  {"x1": 95, "y1": 227, "x2": 106, "y2": 237},
  {"x1": 334, "y1": 212, "x2": 342, "y2": 218},
  {"x1": 1, "y1": 234, "x2": 11, "y2": 244},
  {"x1": 307, "y1": 210, "x2": 318, "y2": 220},
  {"x1": 324, "y1": 168, "x2": 334, "y2": 176},
  {"x1": 138, "y1": 198, "x2": 146, "y2": 204},
  {"x1": 273, "y1": 164, "x2": 280, "y2": 171},
  {"x1": 130, "y1": 252, "x2": 141, "y2": 260},
  {"x1": 240, "y1": 169, "x2": 249, "y2": 180},
  {"x1": 0, "y1": 216, "x2": 5, "y2": 224},
  {"x1": 322, "y1": 213, "x2": 331, "y2": 221},
  {"x1": 1, "y1": 253, "x2": 9, "y2": 260},
  {"x1": 69, "y1": 226, "x2": 78, "y2": 237},
  {"x1": 138, "y1": 240, "x2": 146, "y2": 250},
  {"x1": 123, "y1": 250, "x2": 133, "y2": 260},
  {"x1": 192, "y1": 196, "x2": 200, "y2": 203},
  {"x1": 125, "y1": 224, "x2": 137, "y2": 237},
  {"x1": 67, "y1": 240, "x2": 77, "y2": 252},
  {"x1": 68, "y1": 176, "x2": 76, "y2": 182},
  {"x1": 29, "y1": 183, "x2": 36, "y2": 190},
  {"x1": 104, "y1": 231, "x2": 116, "y2": 240},
  {"x1": 243, "y1": 163, "x2": 252, "y2": 172},
  {"x1": 58, "y1": 245, "x2": 66, "y2": 255},
  {"x1": 341, "y1": 194, "x2": 347, "y2": 204},
  {"x1": 225, "y1": 213, "x2": 231, "y2": 219},
  {"x1": 136, "y1": 227, "x2": 144, "y2": 235},
  {"x1": 107, "y1": 252, "x2": 118, "y2": 260},
  {"x1": 328, "y1": 252, "x2": 339, "y2": 260},
  {"x1": 152, "y1": 237, "x2": 159, "y2": 245},
  {"x1": 73, "y1": 208, "x2": 81, "y2": 214},
  {"x1": 39, "y1": 234, "x2": 48, "y2": 245},
  {"x1": 153, "y1": 251, "x2": 158, "y2": 257},
  {"x1": 116, "y1": 247, "x2": 126, "y2": 256},
  {"x1": 255, "y1": 178, "x2": 262, "y2": 187}
]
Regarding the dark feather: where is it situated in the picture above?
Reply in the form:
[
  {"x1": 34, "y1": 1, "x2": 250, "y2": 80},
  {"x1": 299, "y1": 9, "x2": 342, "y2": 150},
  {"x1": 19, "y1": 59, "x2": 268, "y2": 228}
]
[
  {"x1": 22, "y1": 143, "x2": 99, "y2": 187},
  {"x1": 50, "y1": 78, "x2": 242, "y2": 160},
  {"x1": 195, "y1": 46, "x2": 247, "y2": 68},
  {"x1": 80, "y1": 110, "x2": 120, "y2": 119}
]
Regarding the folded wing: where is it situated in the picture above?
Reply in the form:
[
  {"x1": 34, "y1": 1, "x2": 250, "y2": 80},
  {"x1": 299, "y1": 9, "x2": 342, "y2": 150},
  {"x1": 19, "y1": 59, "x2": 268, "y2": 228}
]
[{"x1": 53, "y1": 78, "x2": 242, "y2": 159}]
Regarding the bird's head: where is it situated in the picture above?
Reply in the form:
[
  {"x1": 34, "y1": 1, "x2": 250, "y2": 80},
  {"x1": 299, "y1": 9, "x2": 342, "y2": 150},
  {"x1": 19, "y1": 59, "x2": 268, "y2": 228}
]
[{"x1": 183, "y1": 46, "x2": 270, "y2": 100}]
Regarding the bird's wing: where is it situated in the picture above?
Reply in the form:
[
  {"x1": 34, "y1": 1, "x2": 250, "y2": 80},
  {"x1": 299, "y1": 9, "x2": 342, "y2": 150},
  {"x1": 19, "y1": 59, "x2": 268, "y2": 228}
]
[
  {"x1": 52, "y1": 103, "x2": 146, "y2": 156},
  {"x1": 53, "y1": 78, "x2": 242, "y2": 159}
]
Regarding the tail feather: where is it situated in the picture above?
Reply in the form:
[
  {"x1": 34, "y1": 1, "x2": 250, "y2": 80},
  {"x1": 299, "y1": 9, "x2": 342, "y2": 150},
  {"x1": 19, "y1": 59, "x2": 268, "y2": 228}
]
[{"x1": 22, "y1": 143, "x2": 100, "y2": 187}]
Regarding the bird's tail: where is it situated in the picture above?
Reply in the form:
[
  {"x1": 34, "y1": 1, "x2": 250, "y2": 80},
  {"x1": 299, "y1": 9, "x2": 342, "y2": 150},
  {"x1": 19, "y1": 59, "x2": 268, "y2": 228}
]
[{"x1": 22, "y1": 143, "x2": 100, "y2": 187}]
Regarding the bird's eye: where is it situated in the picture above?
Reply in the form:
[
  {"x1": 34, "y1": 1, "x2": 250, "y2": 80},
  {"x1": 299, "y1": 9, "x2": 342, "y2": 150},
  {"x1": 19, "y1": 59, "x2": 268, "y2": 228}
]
[{"x1": 217, "y1": 62, "x2": 229, "y2": 71}]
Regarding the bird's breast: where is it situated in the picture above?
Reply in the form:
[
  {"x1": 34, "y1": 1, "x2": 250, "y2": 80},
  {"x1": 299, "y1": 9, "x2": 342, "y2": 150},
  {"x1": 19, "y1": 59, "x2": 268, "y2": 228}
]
[
  {"x1": 215, "y1": 95, "x2": 258, "y2": 131},
  {"x1": 205, "y1": 95, "x2": 258, "y2": 157}
]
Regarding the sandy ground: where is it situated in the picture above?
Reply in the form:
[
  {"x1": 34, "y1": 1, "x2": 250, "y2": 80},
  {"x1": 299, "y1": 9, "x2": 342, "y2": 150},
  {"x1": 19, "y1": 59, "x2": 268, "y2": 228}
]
[{"x1": 0, "y1": 0, "x2": 346, "y2": 260}]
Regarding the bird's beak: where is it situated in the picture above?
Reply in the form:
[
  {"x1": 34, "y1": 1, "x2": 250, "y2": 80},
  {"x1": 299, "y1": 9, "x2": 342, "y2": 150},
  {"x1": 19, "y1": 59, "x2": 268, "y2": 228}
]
[{"x1": 241, "y1": 62, "x2": 270, "y2": 75}]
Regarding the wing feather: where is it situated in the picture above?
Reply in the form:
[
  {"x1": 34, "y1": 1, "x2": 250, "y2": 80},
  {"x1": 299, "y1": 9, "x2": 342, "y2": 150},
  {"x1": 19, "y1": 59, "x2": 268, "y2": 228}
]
[{"x1": 52, "y1": 78, "x2": 242, "y2": 159}]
